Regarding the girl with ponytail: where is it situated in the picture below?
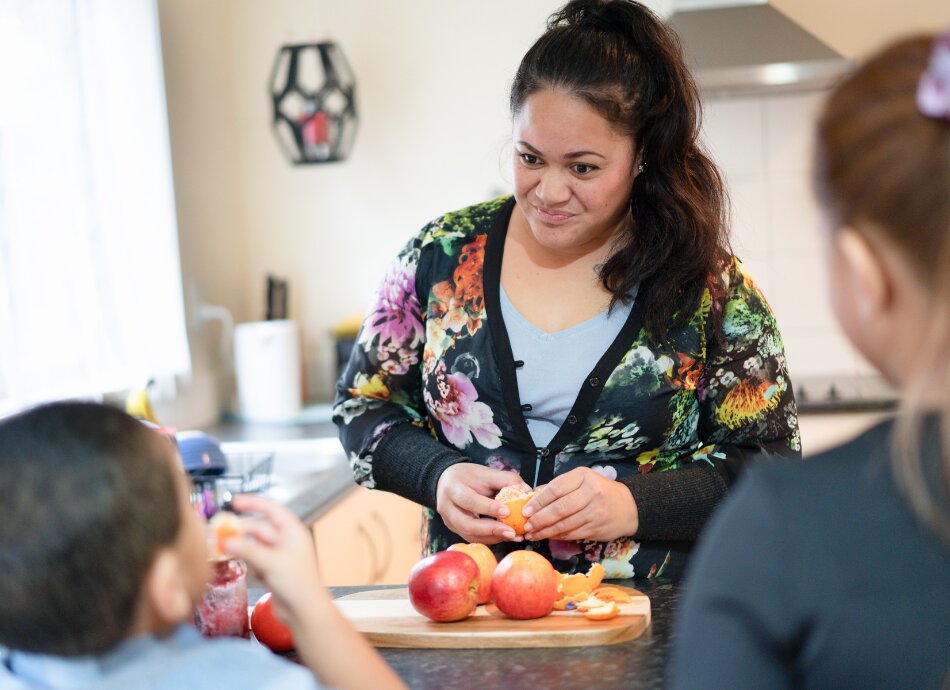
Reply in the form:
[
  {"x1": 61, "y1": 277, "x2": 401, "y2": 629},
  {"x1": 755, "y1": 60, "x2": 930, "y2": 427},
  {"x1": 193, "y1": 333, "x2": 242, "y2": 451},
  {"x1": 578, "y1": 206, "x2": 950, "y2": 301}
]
[
  {"x1": 335, "y1": 1, "x2": 800, "y2": 580},
  {"x1": 672, "y1": 31, "x2": 950, "y2": 689}
]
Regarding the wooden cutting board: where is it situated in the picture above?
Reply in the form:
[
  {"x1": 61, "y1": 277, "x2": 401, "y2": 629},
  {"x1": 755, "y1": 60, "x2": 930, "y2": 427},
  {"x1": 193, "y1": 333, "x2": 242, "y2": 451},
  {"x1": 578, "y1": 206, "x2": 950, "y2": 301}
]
[{"x1": 334, "y1": 586, "x2": 650, "y2": 648}]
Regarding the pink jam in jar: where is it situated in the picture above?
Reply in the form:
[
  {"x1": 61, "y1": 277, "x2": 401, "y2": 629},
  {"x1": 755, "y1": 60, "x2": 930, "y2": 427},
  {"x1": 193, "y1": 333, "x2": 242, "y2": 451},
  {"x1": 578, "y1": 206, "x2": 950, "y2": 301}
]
[{"x1": 194, "y1": 558, "x2": 249, "y2": 638}]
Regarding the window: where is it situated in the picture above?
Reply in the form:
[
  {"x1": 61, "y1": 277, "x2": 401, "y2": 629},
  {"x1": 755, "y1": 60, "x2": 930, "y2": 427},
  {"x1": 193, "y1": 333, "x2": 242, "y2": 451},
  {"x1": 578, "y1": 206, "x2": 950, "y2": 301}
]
[{"x1": 0, "y1": 0, "x2": 189, "y2": 414}]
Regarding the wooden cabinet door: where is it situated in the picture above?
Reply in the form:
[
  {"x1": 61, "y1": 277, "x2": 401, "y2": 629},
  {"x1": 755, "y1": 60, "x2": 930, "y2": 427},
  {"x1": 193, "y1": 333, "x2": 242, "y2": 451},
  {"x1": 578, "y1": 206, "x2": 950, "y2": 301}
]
[{"x1": 312, "y1": 487, "x2": 422, "y2": 586}]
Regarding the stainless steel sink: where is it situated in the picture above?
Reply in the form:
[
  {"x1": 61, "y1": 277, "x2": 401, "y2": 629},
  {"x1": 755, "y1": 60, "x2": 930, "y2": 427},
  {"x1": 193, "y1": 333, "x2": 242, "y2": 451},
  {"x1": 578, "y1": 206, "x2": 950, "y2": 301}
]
[
  {"x1": 217, "y1": 437, "x2": 354, "y2": 523},
  {"x1": 220, "y1": 437, "x2": 347, "y2": 476}
]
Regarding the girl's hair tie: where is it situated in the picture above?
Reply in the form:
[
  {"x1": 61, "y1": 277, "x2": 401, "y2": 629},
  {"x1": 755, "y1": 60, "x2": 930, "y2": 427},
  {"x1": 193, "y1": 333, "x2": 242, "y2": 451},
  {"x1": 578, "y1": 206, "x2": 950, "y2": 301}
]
[{"x1": 917, "y1": 30, "x2": 950, "y2": 120}]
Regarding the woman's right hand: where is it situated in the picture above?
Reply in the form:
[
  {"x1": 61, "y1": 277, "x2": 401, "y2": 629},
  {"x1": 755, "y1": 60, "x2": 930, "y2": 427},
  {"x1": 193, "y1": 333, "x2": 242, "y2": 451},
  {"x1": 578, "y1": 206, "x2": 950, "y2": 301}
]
[{"x1": 436, "y1": 463, "x2": 530, "y2": 544}]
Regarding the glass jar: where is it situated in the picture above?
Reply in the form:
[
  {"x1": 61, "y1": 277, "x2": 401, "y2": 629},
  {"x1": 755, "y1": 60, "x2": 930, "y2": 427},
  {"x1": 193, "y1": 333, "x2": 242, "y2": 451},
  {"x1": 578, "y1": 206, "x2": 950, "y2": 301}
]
[{"x1": 194, "y1": 557, "x2": 249, "y2": 638}]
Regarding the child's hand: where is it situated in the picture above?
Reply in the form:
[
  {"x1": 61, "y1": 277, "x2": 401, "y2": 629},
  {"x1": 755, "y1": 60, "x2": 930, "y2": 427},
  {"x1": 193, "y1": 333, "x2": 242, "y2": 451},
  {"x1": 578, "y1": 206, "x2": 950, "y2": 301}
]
[
  {"x1": 223, "y1": 494, "x2": 326, "y2": 630},
  {"x1": 225, "y1": 496, "x2": 407, "y2": 690}
]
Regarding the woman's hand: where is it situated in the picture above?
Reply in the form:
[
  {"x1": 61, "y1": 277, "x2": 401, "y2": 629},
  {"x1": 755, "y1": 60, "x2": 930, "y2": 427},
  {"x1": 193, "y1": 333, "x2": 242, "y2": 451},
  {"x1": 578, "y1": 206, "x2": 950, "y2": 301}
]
[
  {"x1": 436, "y1": 463, "x2": 530, "y2": 544},
  {"x1": 522, "y1": 467, "x2": 639, "y2": 542},
  {"x1": 223, "y1": 494, "x2": 325, "y2": 630}
]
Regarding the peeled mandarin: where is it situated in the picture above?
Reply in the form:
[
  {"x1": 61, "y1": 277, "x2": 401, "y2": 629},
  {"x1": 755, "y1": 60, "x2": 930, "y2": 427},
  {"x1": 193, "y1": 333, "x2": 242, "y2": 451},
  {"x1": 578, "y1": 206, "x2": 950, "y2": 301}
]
[{"x1": 494, "y1": 485, "x2": 536, "y2": 536}]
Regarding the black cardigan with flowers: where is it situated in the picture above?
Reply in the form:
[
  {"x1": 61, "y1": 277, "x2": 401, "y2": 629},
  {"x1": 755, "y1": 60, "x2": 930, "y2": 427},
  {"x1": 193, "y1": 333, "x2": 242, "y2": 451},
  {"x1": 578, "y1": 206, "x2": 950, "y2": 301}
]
[{"x1": 333, "y1": 196, "x2": 801, "y2": 578}]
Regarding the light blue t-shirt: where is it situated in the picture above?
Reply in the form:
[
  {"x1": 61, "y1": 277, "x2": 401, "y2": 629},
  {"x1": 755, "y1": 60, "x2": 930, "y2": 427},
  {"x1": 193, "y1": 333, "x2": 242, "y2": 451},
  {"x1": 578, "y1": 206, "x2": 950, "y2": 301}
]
[
  {"x1": 0, "y1": 624, "x2": 322, "y2": 690},
  {"x1": 500, "y1": 286, "x2": 635, "y2": 459}
]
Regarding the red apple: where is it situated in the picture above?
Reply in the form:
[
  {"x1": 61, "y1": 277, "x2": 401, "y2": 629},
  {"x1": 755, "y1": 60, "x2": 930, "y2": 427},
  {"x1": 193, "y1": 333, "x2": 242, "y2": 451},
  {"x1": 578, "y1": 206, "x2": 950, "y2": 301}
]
[
  {"x1": 250, "y1": 592, "x2": 294, "y2": 652},
  {"x1": 491, "y1": 550, "x2": 559, "y2": 619},
  {"x1": 407, "y1": 550, "x2": 480, "y2": 622},
  {"x1": 447, "y1": 542, "x2": 498, "y2": 605}
]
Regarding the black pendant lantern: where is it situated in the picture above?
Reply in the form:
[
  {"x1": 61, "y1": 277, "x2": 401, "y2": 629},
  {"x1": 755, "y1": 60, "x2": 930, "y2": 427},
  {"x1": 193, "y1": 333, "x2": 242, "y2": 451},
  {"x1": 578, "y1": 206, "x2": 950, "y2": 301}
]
[{"x1": 270, "y1": 42, "x2": 358, "y2": 165}]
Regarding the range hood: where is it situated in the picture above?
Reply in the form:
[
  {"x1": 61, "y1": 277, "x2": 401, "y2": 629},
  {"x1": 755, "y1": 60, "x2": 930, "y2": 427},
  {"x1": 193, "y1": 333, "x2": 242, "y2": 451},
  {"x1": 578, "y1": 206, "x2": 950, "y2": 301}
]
[{"x1": 667, "y1": 2, "x2": 854, "y2": 96}]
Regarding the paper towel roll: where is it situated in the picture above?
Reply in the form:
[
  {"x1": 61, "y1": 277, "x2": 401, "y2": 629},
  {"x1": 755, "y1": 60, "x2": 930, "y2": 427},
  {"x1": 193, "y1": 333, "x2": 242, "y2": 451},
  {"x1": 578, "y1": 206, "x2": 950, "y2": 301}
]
[{"x1": 234, "y1": 319, "x2": 302, "y2": 422}]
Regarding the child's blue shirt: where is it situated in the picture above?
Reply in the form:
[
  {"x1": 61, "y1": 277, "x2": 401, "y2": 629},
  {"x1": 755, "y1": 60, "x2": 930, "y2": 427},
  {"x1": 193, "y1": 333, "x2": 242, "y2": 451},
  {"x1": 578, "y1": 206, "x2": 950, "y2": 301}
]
[{"x1": 0, "y1": 624, "x2": 323, "y2": 690}]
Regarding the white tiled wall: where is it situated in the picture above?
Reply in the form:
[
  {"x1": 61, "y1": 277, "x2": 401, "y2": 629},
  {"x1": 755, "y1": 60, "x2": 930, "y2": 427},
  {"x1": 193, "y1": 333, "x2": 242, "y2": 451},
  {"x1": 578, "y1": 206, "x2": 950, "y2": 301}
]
[{"x1": 701, "y1": 89, "x2": 874, "y2": 386}]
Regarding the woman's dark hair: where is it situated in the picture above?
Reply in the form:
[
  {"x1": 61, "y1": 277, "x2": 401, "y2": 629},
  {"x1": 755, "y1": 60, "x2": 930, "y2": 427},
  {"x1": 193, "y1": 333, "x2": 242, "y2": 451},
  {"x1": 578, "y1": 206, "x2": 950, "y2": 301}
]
[
  {"x1": 510, "y1": 0, "x2": 730, "y2": 339},
  {"x1": 0, "y1": 401, "x2": 182, "y2": 656},
  {"x1": 814, "y1": 34, "x2": 950, "y2": 546}
]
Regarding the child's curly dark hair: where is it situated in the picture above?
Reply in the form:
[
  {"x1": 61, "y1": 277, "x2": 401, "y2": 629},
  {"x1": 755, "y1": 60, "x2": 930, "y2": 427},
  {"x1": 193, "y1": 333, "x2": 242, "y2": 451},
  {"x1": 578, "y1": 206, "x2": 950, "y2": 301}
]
[{"x1": 0, "y1": 401, "x2": 182, "y2": 656}]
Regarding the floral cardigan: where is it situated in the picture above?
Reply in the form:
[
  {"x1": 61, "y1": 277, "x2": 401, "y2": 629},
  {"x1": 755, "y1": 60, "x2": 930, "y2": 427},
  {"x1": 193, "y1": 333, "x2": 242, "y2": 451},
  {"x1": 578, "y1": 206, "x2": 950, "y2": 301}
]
[{"x1": 333, "y1": 196, "x2": 801, "y2": 579}]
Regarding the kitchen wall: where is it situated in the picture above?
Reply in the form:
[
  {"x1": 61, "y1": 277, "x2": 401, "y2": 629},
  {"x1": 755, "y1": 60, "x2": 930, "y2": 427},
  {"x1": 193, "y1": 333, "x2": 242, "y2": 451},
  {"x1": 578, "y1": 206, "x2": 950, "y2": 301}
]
[
  {"x1": 158, "y1": 0, "x2": 571, "y2": 422},
  {"x1": 157, "y1": 0, "x2": 948, "y2": 427},
  {"x1": 158, "y1": 0, "x2": 244, "y2": 427},
  {"x1": 702, "y1": 90, "x2": 872, "y2": 387}
]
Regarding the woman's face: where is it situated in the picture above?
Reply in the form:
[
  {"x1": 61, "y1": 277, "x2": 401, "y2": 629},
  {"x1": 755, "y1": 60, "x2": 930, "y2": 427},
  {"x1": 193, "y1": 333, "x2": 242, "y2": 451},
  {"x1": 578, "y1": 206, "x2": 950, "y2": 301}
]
[{"x1": 512, "y1": 88, "x2": 638, "y2": 256}]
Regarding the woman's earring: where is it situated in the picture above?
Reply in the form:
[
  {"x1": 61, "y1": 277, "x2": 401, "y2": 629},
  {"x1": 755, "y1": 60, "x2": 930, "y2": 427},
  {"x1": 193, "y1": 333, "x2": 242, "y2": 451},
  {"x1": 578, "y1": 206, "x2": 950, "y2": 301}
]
[{"x1": 637, "y1": 162, "x2": 646, "y2": 174}]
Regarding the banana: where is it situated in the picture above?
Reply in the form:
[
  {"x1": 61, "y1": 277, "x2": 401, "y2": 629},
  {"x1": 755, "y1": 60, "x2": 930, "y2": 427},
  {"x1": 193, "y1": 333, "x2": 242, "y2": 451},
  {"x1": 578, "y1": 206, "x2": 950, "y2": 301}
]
[{"x1": 125, "y1": 381, "x2": 160, "y2": 424}]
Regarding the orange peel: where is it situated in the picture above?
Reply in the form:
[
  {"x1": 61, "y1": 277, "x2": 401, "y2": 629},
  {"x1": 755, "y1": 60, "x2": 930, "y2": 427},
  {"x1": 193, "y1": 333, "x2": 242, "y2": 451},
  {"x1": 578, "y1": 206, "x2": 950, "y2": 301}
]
[
  {"x1": 592, "y1": 586, "x2": 633, "y2": 603},
  {"x1": 495, "y1": 485, "x2": 536, "y2": 536},
  {"x1": 558, "y1": 573, "x2": 591, "y2": 598},
  {"x1": 583, "y1": 601, "x2": 620, "y2": 621},
  {"x1": 552, "y1": 592, "x2": 588, "y2": 610},
  {"x1": 557, "y1": 562, "x2": 607, "y2": 598},
  {"x1": 586, "y1": 563, "x2": 606, "y2": 590}
]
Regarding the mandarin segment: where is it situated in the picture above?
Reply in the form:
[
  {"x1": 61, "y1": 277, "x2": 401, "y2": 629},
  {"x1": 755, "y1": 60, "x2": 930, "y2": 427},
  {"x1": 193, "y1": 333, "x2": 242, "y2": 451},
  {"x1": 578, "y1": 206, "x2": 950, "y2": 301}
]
[
  {"x1": 574, "y1": 595, "x2": 607, "y2": 612},
  {"x1": 209, "y1": 512, "x2": 244, "y2": 559}
]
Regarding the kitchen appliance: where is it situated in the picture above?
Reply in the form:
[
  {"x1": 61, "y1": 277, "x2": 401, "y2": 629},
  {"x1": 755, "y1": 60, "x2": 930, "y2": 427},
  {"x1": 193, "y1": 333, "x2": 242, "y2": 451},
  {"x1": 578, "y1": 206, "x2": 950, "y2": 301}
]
[
  {"x1": 233, "y1": 319, "x2": 303, "y2": 423},
  {"x1": 667, "y1": 1, "x2": 853, "y2": 95}
]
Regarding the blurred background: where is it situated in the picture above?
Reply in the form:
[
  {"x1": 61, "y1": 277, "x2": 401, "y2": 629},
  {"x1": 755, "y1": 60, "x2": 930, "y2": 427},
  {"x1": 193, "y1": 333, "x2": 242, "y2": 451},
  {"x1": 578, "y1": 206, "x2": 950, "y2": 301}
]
[{"x1": 2, "y1": 0, "x2": 948, "y2": 439}]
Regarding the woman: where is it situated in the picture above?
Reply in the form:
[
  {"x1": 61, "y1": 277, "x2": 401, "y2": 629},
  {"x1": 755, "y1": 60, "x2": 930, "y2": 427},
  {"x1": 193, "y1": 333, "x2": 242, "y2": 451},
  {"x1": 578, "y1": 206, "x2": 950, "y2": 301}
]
[
  {"x1": 333, "y1": 0, "x2": 800, "y2": 579},
  {"x1": 670, "y1": 33, "x2": 950, "y2": 688}
]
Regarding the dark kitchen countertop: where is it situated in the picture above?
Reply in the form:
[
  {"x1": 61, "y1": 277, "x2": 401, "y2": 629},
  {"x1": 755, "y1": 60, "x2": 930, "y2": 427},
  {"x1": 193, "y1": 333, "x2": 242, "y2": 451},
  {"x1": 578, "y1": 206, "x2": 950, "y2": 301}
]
[
  {"x1": 797, "y1": 397, "x2": 897, "y2": 414},
  {"x1": 326, "y1": 578, "x2": 682, "y2": 690},
  {"x1": 794, "y1": 374, "x2": 897, "y2": 414}
]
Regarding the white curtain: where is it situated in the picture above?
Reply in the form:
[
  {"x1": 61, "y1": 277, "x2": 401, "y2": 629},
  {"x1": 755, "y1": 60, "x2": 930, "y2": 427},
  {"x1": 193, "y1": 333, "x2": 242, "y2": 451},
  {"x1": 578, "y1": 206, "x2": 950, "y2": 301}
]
[{"x1": 0, "y1": 0, "x2": 190, "y2": 412}]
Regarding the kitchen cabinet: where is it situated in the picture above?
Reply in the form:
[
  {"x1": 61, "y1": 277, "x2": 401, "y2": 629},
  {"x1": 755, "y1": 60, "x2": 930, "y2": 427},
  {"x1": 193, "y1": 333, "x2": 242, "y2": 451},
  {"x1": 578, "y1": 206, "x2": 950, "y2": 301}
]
[{"x1": 312, "y1": 486, "x2": 422, "y2": 586}]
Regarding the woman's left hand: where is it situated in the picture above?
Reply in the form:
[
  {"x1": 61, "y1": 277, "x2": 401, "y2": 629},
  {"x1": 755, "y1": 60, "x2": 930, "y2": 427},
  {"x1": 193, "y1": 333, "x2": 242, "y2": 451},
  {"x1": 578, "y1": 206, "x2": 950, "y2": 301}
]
[{"x1": 522, "y1": 467, "x2": 639, "y2": 542}]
